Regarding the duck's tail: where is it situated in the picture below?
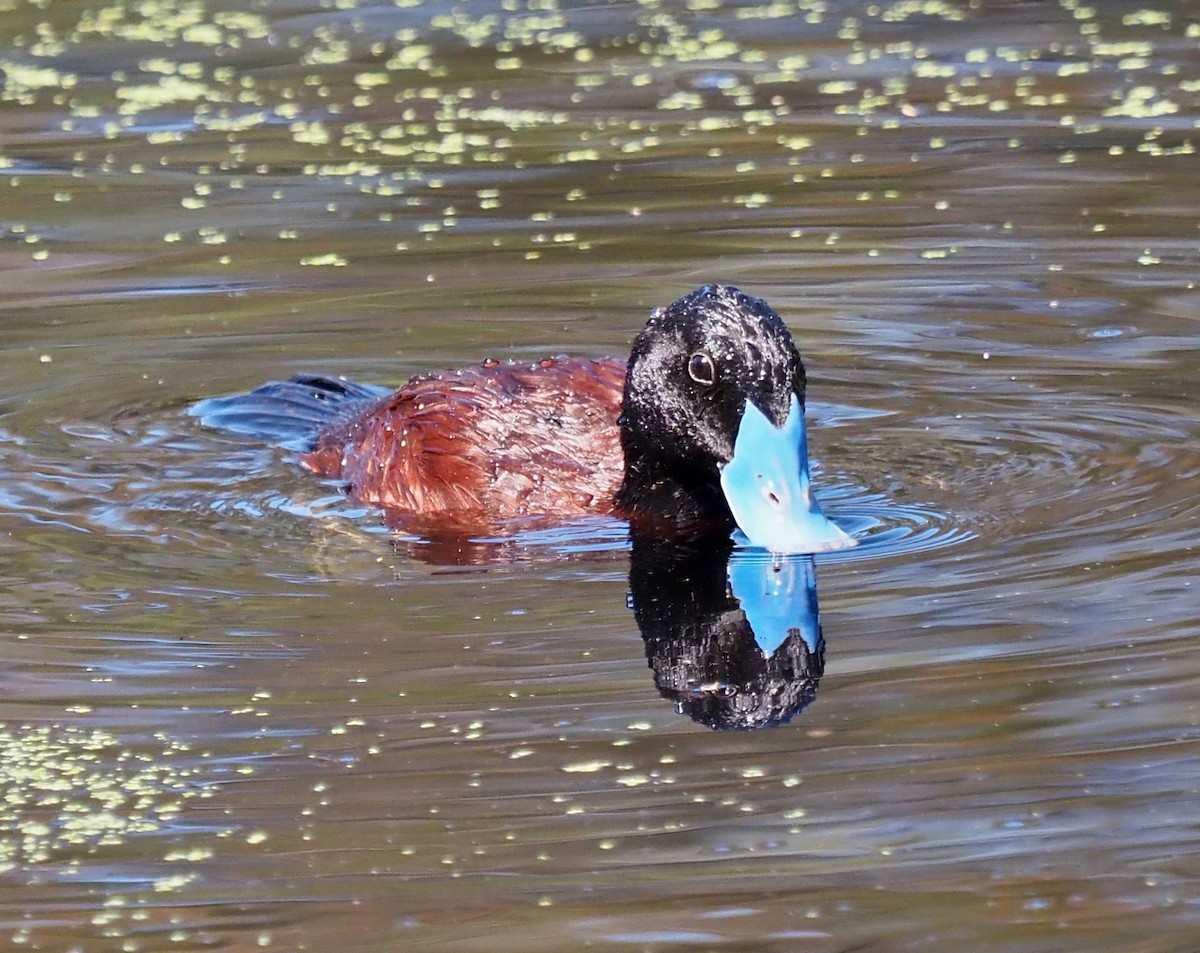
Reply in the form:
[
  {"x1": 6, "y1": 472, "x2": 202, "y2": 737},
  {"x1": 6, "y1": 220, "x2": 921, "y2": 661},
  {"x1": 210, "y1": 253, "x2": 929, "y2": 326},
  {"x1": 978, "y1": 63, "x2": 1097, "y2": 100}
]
[{"x1": 189, "y1": 374, "x2": 389, "y2": 451}]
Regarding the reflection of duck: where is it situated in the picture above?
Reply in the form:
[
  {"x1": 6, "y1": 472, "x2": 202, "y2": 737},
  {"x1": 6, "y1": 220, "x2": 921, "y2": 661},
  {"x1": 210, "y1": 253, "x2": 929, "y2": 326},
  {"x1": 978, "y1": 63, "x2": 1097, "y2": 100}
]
[
  {"x1": 191, "y1": 285, "x2": 853, "y2": 552},
  {"x1": 629, "y1": 536, "x2": 825, "y2": 730}
]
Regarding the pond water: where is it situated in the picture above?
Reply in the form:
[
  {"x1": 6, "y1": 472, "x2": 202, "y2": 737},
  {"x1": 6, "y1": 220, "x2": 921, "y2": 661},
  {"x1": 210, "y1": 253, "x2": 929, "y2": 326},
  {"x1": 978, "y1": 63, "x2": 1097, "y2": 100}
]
[{"x1": 2, "y1": 0, "x2": 1199, "y2": 950}]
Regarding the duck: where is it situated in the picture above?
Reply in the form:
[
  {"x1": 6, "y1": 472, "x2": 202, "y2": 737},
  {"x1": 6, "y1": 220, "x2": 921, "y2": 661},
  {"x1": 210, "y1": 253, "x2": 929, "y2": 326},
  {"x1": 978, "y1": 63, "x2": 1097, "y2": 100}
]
[{"x1": 190, "y1": 284, "x2": 855, "y2": 553}]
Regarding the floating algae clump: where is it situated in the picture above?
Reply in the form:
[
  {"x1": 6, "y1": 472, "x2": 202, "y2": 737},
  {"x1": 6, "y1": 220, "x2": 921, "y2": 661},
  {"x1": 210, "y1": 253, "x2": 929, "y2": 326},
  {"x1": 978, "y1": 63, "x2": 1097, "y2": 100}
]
[{"x1": 0, "y1": 722, "x2": 205, "y2": 873}]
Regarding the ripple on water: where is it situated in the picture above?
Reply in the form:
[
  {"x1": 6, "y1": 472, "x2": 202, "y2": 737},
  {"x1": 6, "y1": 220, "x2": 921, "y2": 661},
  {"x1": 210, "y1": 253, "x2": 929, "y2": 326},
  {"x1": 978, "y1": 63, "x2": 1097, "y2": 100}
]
[
  {"x1": 0, "y1": 405, "x2": 976, "y2": 571},
  {"x1": 812, "y1": 483, "x2": 976, "y2": 564},
  {"x1": 923, "y1": 396, "x2": 1199, "y2": 559}
]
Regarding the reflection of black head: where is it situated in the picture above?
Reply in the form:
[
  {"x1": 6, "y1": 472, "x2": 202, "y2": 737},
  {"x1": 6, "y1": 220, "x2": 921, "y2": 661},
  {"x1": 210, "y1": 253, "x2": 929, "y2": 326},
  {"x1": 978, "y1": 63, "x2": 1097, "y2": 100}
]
[{"x1": 628, "y1": 535, "x2": 825, "y2": 731}]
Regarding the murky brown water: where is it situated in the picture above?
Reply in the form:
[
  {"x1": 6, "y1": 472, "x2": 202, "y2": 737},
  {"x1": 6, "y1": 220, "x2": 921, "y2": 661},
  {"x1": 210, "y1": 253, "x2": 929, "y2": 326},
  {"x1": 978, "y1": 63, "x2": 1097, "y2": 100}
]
[{"x1": 2, "y1": 1, "x2": 1199, "y2": 950}]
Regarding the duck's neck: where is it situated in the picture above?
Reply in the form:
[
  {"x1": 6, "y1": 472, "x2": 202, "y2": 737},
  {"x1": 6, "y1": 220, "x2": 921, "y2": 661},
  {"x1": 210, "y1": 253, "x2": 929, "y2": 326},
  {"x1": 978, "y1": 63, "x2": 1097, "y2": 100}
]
[{"x1": 614, "y1": 446, "x2": 735, "y2": 540}]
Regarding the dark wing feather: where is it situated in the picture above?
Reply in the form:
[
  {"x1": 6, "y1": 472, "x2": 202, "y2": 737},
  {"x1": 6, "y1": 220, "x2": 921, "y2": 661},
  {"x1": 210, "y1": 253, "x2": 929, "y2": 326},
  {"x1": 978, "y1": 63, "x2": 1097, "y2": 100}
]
[{"x1": 190, "y1": 375, "x2": 390, "y2": 451}]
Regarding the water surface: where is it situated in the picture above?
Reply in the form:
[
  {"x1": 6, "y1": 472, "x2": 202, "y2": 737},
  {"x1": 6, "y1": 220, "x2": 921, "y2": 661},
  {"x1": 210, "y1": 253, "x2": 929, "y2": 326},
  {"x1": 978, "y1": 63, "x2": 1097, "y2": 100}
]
[{"x1": 2, "y1": 1, "x2": 1199, "y2": 951}]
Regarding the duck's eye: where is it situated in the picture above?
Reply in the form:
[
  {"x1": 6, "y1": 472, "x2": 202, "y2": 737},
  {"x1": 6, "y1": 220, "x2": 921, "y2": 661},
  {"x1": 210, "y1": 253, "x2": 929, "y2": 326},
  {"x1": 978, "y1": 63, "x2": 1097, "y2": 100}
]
[{"x1": 687, "y1": 351, "x2": 717, "y2": 386}]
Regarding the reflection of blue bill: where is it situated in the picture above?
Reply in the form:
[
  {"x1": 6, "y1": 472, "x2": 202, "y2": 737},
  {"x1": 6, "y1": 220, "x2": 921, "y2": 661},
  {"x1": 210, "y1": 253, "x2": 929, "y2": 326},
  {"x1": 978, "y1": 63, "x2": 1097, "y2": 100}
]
[
  {"x1": 727, "y1": 552, "x2": 820, "y2": 658},
  {"x1": 721, "y1": 394, "x2": 856, "y2": 553}
]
